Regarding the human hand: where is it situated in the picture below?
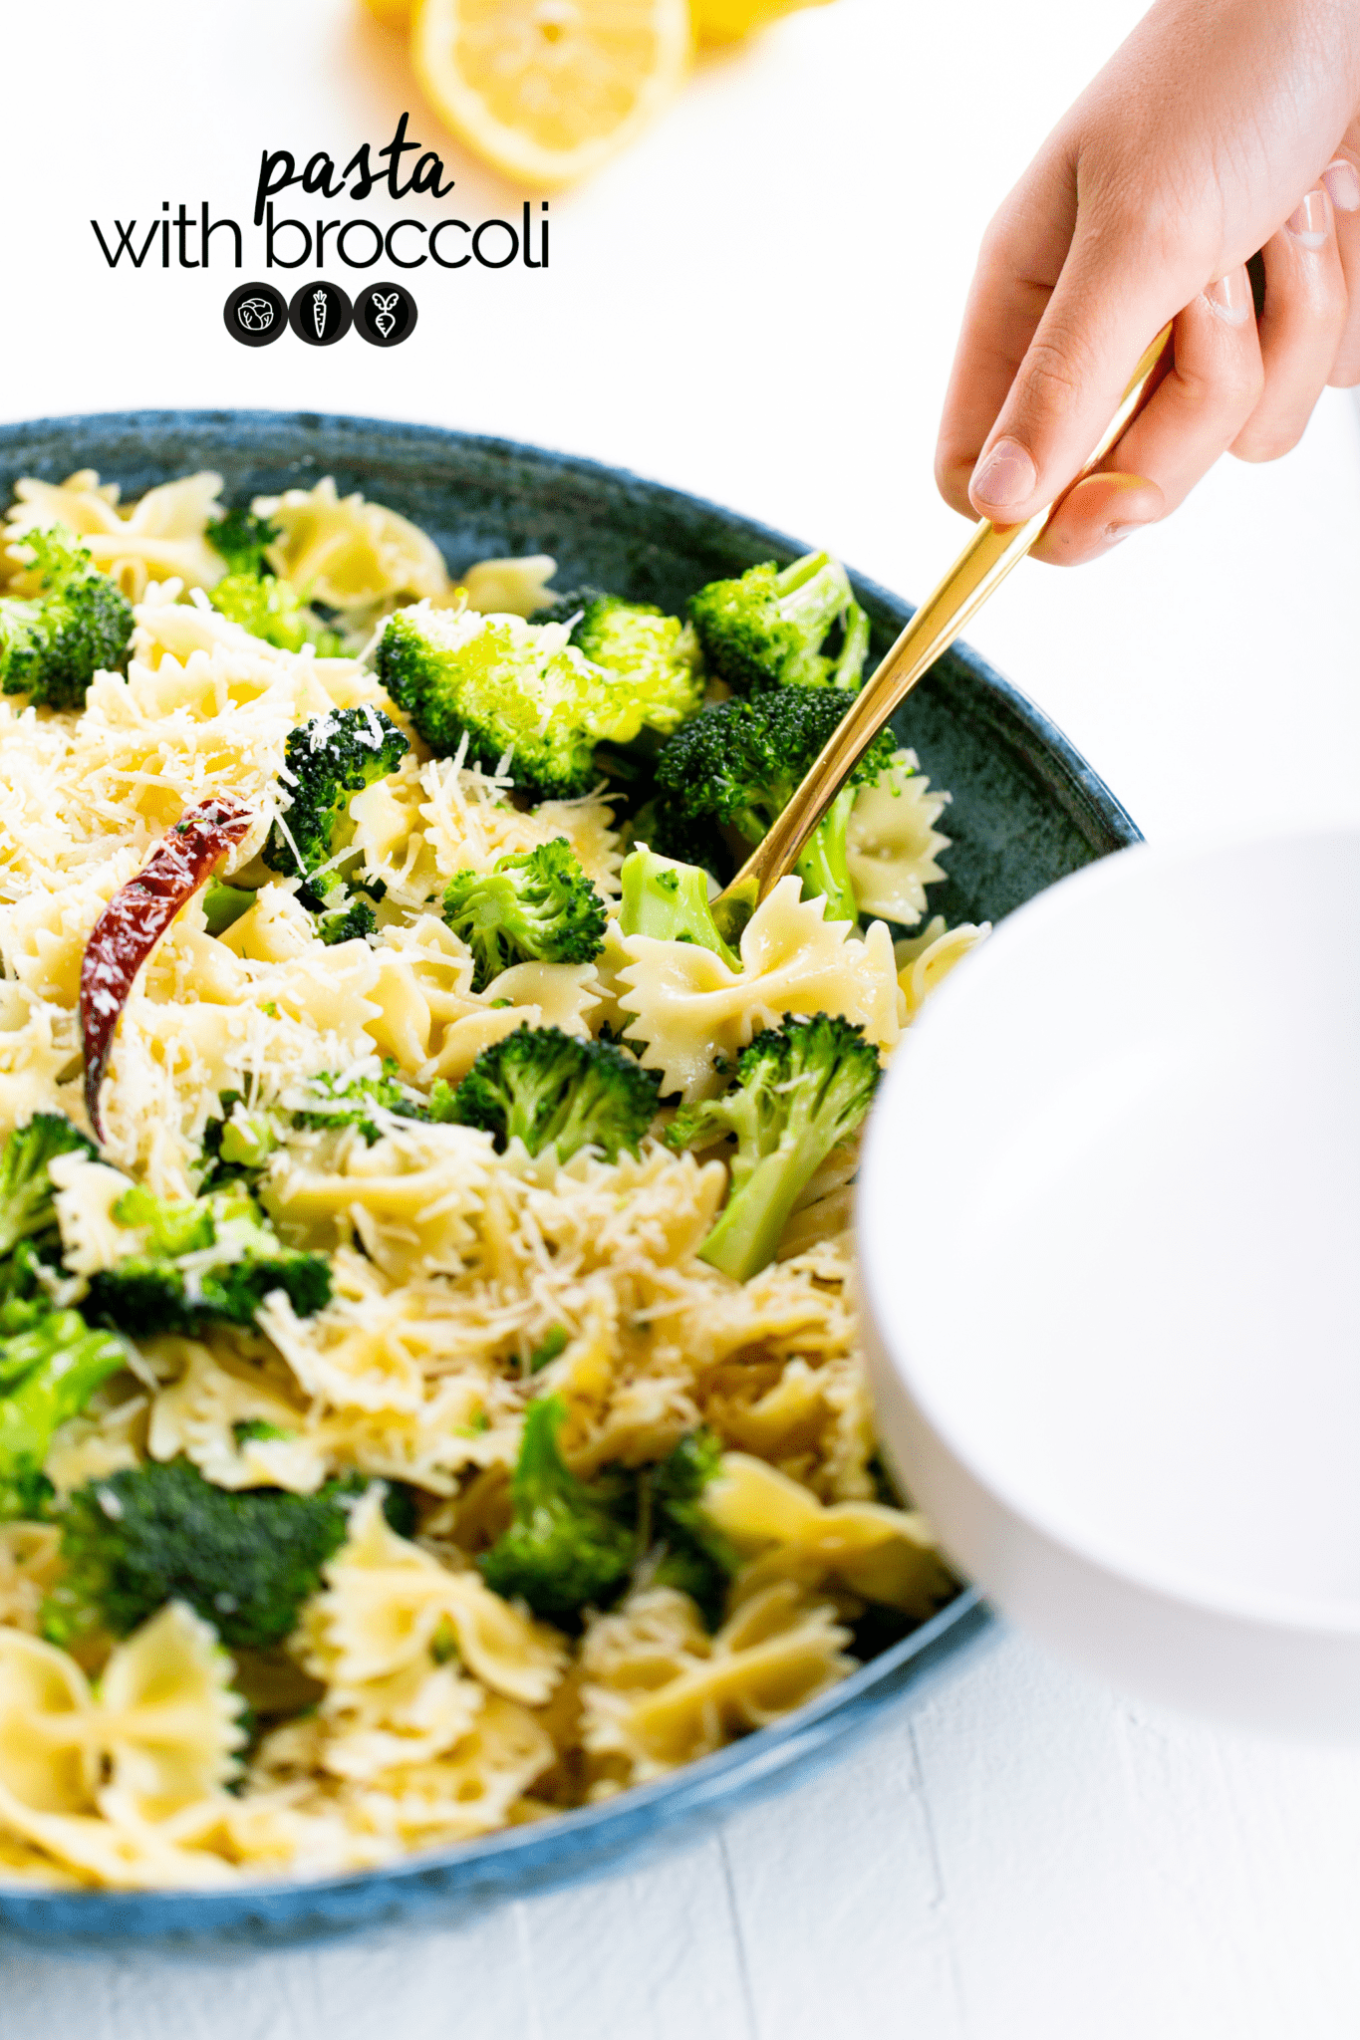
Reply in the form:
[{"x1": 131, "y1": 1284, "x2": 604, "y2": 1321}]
[{"x1": 935, "y1": 0, "x2": 1360, "y2": 563}]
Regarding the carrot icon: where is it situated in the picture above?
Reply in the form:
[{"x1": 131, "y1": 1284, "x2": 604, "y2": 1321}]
[{"x1": 312, "y1": 290, "x2": 328, "y2": 340}]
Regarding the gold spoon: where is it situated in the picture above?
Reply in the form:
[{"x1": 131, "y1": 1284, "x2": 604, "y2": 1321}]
[{"x1": 709, "y1": 324, "x2": 1173, "y2": 944}]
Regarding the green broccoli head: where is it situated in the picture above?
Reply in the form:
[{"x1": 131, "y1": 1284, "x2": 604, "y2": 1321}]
[
  {"x1": 617, "y1": 845, "x2": 738, "y2": 969},
  {"x1": 0, "y1": 527, "x2": 134, "y2": 709},
  {"x1": 81, "y1": 1183, "x2": 332, "y2": 1337},
  {"x1": 0, "y1": 1308, "x2": 126, "y2": 1521},
  {"x1": 653, "y1": 690, "x2": 899, "y2": 923},
  {"x1": 667, "y1": 1013, "x2": 882, "y2": 1281},
  {"x1": 315, "y1": 895, "x2": 376, "y2": 946},
  {"x1": 688, "y1": 551, "x2": 869, "y2": 695},
  {"x1": 377, "y1": 604, "x2": 621, "y2": 799},
  {"x1": 447, "y1": 1025, "x2": 660, "y2": 1163},
  {"x1": 478, "y1": 1394, "x2": 635, "y2": 1624},
  {"x1": 443, "y1": 837, "x2": 607, "y2": 994},
  {"x1": 0, "y1": 1114, "x2": 98, "y2": 1262},
  {"x1": 531, "y1": 588, "x2": 703, "y2": 738},
  {"x1": 210, "y1": 573, "x2": 346, "y2": 658},
  {"x1": 290, "y1": 1060, "x2": 434, "y2": 1143},
  {"x1": 42, "y1": 1460, "x2": 410, "y2": 1651},
  {"x1": 262, "y1": 706, "x2": 409, "y2": 909},
  {"x1": 207, "y1": 507, "x2": 280, "y2": 579}
]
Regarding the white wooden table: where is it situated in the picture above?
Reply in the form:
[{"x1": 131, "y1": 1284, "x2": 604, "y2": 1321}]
[{"x1": 4, "y1": 0, "x2": 1360, "y2": 2030}]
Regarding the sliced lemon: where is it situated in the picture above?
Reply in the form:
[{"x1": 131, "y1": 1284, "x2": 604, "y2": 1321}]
[
  {"x1": 361, "y1": 0, "x2": 412, "y2": 28},
  {"x1": 692, "y1": 0, "x2": 832, "y2": 40},
  {"x1": 412, "y1": 0, "x2": 692, "y2": 188}
]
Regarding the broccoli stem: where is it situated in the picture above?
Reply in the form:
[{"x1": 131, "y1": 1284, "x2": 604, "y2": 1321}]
[
  {"x1": 618, "y1": 847, "x2": 739, "y2": 968},
  {"x1": 698, "y1": 1139, "x2": 823, "y2": 1282},
  {"x1": 832, "y1": 602, "x2": 871, "y2": 692},
  {"x1": 0, "y1": 1312, "x2": 126, "y2": 1520},
  {"x1": 791, "y1": 787, "x2": 858, "y2": 926}
]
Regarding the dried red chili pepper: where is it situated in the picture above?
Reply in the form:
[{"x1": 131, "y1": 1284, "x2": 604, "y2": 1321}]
[{"x1": 80, "y1": 795, "x2": 253, "y2": 1140}]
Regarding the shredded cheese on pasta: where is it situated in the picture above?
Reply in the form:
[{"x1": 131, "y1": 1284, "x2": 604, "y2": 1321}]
[{"x1": 0, "y1": 472, "x2": 979, "y2": 1888}]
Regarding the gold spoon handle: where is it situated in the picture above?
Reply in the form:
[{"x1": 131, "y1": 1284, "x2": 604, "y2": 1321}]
[{"x1": 710, "y1": 323, "x2": 1173, "y2": 942}]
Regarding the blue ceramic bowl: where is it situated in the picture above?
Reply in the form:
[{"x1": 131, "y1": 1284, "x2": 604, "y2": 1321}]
[{"x1": 0, "y1": 412, "x2": 1139, "y2": 1948}]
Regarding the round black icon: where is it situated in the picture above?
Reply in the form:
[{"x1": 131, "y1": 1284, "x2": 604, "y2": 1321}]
[
  {"x1": 224, "y1": 282, "x2": 287, "y2": 347},
  {"x1": 355, "y1": 282, "x2": 418, "y2": 348},
  {"x1": 288, "y1": 281, "x2": 353, "y2": 347}
]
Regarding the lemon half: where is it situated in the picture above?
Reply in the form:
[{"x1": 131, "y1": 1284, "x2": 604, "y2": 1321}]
[
  {"x1": 412, "y1": 0, "x2": 692, "y2": 188},
  {"x1": 692, "y1": 0, "x2": 832, "y2": 38}
]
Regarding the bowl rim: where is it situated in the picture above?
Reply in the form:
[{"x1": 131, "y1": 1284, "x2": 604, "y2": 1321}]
[
  {"x1": 0, "y1": 409, "x2": 1139, "y2": 1923},
  {"x1": 0, "y1": 404, "x2": 1139, "y2": 862}
]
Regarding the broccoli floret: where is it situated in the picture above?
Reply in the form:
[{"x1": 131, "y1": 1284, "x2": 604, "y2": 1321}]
[
  {"x1": 0, "y1": 527, "x2": 134, "y2": 709},
  {"x1": 210, "y1": 572, "x2": 346, "y2": 657},
  {"x1": 261, "y1": 707, "x2": 409, "y2": 926},
  {"x1": 667, "y1": 1014, "x2": 881, "y2": 1281},
  {"x1": 0, "y1": 1309, "x2": 126, "y2": 1521},
  {"x1": 617, "y1": 845, "x2": 738, "y2": 969},
  {"x1": 0, "y1": 1243, "x2": 57, "y2": 1338},
  {"x1": 208, "y1": 507, "x2": 279, "y2": 578},
  {"x1": 531, "y1": 588, "x2": 702, "y2": 737},
  {"x1": 447, "y1": 1025, "x2": 660, "y2": 1163},
  {"x1": 689, "y1": 551, "x2": 869, "y2": 695},
  {"x1": 378, "y1": 604, "x2": 670, "y2": 800},
  {"x1": 644, "y1": 1429, "x2": 739, "y2": 1628},
  {"x1": 653, "y1": 691, "x2": 898, "y2": 925},
  {"x1": 315, "y1": 895, "x2": 376, "y2": 946},
  {"x1": 0, "y1": 1114, "x2": 97, "y2": 1262},
  {"x1": 442, "y1": 837, "x2": 607, "y2": 993},
  {"x1": 82, "y1": 1184, "x2": 331, "y2": 1336},
  {"x1": 43, "y1": 1460, "x2": 408, "y2": 1651},
  {"x1": 290, "y1": 1060, "x2": 433, "y2": 1143},
  {"x1": 479, "y1": 1394, "x2": 635, "y2": 1623}
]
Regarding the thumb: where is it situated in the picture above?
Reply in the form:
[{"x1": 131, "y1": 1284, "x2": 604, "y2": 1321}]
[{"x1": 967, "y1": 230, "x2": 1182, "y2": 522}]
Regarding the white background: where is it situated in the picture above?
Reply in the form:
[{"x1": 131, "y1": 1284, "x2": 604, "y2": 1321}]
[{"x1": 3, "y1": 0, "x2": 1360, "y2": 2032}]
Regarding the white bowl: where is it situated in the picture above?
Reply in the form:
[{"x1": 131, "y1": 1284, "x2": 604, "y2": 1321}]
[{"x1": 860, "y1": 832, "x2": 1360, "y2": 1738}]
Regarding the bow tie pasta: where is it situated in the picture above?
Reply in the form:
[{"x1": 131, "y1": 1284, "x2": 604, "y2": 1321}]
[{"x1": 0, "y1": 473, "x2": 986, "y2": 1888}]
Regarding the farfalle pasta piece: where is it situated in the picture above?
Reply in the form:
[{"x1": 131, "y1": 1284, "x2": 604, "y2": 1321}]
[
  {"x1": 98, "y1": 1602, "x2": 247, "y2": 1810},
  {"x1": 0, "y1": 1525, "x2": 64, "y2": 1634},
  {"x1": 0, "y1": 981, "x2": 82, "y2": 1139},
  {"x1": 5, "y1": 471, "x2": 226, "y2": 600},
  {"x1": 0, "y1": 706, "x2": 84, "y2": 897},
  {"x1": 0, "y1": 1628, "x2": 96, "y2": 1814},
  {"x1": 456, "y1": 554, "x2": 557, "y2": 617},
  {"x1": 702, "y1": 1453, "x2": 954, "y2": 1616},
  {"x1": 0, "y1": 1777, "x2": 238, "y2": 1890},
  {"x1": 617, "y1": 878, "x2": 903, "y2": 1101},
  {"x1": 42, "y1": 1392, "x2": 148, "y2": 1499},
  {"x1": 305, "y1": 1663, "x2": 487, "y2": 1784},
  {"x1": 894, "y1": 916, "x2": 989, "y2": 1021},
  {"x1": 845, "y1": 749, "x2": 951, "y2": 926},
  {"x1": 251, "y1": 479, "x2": 448, "y2": 611},
  {"x1": 148, "y1": 1342, "x2": 325, "y2": 1495},
  {"x1": 298, "y1": 1491, "x2": 564, "y2": 1707},
  {"x1": 0, "y1": 1604, "x2": 244, "y2": 1828},
  {"x1": 579, "y1": 1581, "x2": 854, "y2": 1782},
  {"x1": 263, "y1": 1120, "x2": 493, "y2": 1283}
]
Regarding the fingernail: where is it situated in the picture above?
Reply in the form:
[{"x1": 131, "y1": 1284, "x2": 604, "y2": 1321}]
[
  {"x1": 1323, "y1": 159, "x2": 1360, "y2": 212},
  {"x1": 1104, "y1": 523, "x2": 1139, "y2": 547},
  {"x1": 1287, "y1": 188, "x2": 1330, "y2": 248},
  {"x1": 1203, "y1": 270, "x2": 1251, "y2": 325},
  {"x1": 971, "y1": 437, "x2": 1038, "y2": 511}
]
